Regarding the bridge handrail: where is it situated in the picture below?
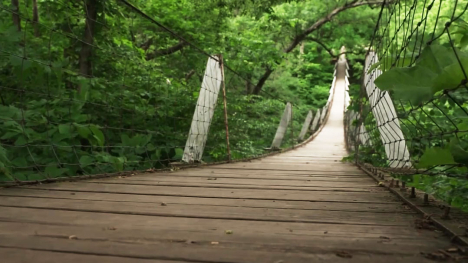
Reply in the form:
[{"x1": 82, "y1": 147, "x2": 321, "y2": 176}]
[{"x1": 345, "y1": 0, "x2": 468, "y2": 211}]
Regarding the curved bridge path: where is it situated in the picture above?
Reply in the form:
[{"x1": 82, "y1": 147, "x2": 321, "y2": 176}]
[{"x1": 0, "y1": 61, "x2": 456, "y2": 262}]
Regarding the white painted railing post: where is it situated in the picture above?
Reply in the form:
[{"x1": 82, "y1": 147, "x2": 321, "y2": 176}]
[
  {"x1": 364, "y1": 52, "x2": 411, "y2": 168},
  {"x1": 182, "y1": 56, "x2": 222, "y2": 163},
  {"x1": 346, "y1": 111, "x2": 372, "y2": 146},
  {"x1": 298, "y1": 110, "x2": 313, "y2": 141},
  {"x1": 271, "y1": 102, "x2": 292, "y2": 149},
  {"x1": 310, "y1": 109, "x2": 321, "y2": 132},
  {"x1": 320, "y1": 106, "x2": 327, "y2": 124}
]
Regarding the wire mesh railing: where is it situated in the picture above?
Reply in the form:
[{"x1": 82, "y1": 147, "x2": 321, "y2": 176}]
[
  {"x1": 0, "y1": 0, "x2": 335, "y2": 184},
  {"x1": 346, "y1": 0, "x2": 468, "y2": 210}
]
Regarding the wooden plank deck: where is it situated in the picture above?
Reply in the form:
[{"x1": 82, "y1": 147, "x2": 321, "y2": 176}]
[{"x1": 0, "y1": 60, "x2": 457, "y2": 262}]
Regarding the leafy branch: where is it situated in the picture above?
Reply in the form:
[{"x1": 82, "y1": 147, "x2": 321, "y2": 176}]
[
  {"x1": 252, "y1": 0, "x2": 389, "y2": 94},
  {"x1": 306, "y1": 37, "x2": 366, "y2": 58}
]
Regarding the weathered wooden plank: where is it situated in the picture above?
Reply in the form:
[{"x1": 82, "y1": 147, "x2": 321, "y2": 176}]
[
  {"x1": 0, "y1": 221, "x2": 448, "y2": 258},
  {"x1": 87, "y1": 176, "x2": 379, "y2": 189},
  {"x1": 0, "y1": 248, "x2": 187, "y2": 263},
  {"x1": 0, "y1": 189, "x2": 406, "y2": 213},
  {"x1": 0, "y1": 206, "x2": 435, "y2": 238},
  {"x1": 250, "y1": 157, "x2": 345, "y2": 161},
  {"x1": 21, "y1": 183, "x2": 398, "y2": 203},
  {"x1": 84, "y1": 181, "x2": 377, "y2": 192},
  {"x1": 0, "y1": 196, "x2": 417, "y2": 226},
  {"x1": 210, "y1": 163, "x2": 362, "y2": 172},
  {"x1": 174, "y1": 168, "x2": 364, "y2": 176},
  {"x1": 0, "y1": 235, "x2": 439, "y2": 263},
  {"x1": 137, "y1": 173, "x2": 373, "y2": 181}
]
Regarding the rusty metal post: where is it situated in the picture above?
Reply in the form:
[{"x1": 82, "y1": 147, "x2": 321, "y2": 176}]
[
  {"x1": 423, "y1": 193, "x2": 429, "y2": 205},
  {"x1": 410, "y1": 187, "x2": 416, "y2": 198},
  {"x1": 219, "y1": 55, "x2": 231, "y2": 162}
]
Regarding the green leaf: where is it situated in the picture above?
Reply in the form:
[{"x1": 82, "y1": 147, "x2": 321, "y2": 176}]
[
  {"x1": 9, "y1": 55, "x2": 23, "y2": 67},
  {"x1": 417, "y1": 147, "x2": 456, "y2": 168},
  {"x1": 451, "y1": 145, "x2": 468, "y2": 165},
  {"x1": 173, "y1": 148, "x2": 184, "y2": 160},
  {"x1": 375, "y1": 64, "x2": 434, "y2": 104},
  {"x1": 71, "y1": 113, "x2": 88, "y2": 123},
  {"x1": 74, "y1": 124, "x2": 91, "y2": 139},
  {"x1": 458, "y1": 119, "x2": 468, "y2": 131},
  {"x1": 14, "y1": 135, "x2": 27, "y2": 146},
  {"x1": 450, "y1": 139, "x2": 468, "y2": 165},
  {"x1": 112, "y1": 157, "x2": 125, "y2": 171},
  {"x1": 58, "y1": 124, "x2": 72, "y2": 134},
  {"x1": 367, "y1": 61, "x2": 382, "y2": 74},
  {"x1": 432, "y1": 54, "x2": 468, "y2": 93},
  {"x1": 52, "y1": 132, "x2": 74, "y2": 143},
  {"x1": 45, "y1": 166, "x2": 68, "y2": 178},
  {"x1": 367, "y1": 57, "x2": 412, "y2": 73},
  {"x1": 1, "y1": 132, "x2": 18, "y2": 139},
  {"x1": 151, "y1": 149, "x2": 161, "y2": 160},
  {"x1": 375, "y1": 44, "x2": 462, "y2": 104},
  {"x1": 79, "y1": 155, "x2": 95, "y2": 167},
  {"x1": 461, "y1": 34, "x2": 468, "y2": 47},
  {"x1": 11, "y1": 157, "x2": 27, "y2": 167},
  {"x1": 76, "y1": 78, "x2": 90, "y2": 101},
  {"x1": 89, "y1": 125, "x2": 105, "y2": 147},
  {"x1": 135, "y1": 147, "x2": 147, "y2": 154},
  {"x1": 0, "y1": 146, "x2": 11, "y2": 165},
  {"x1": 5, "y1": 26, "x2": 22, "y2": 42},
  {"x1": 120, "y1": 134, "x2": 130, "y2": 146}
]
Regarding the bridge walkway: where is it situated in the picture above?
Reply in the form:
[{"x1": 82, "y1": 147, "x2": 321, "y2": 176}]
[{"x1": 0, "y1": 60, "x2": 455, "y2": 262}]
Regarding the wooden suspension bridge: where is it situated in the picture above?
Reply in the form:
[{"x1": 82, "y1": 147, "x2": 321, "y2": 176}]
[{"x1": 0, "y1": 59, "x2": 466, "y2": 263}]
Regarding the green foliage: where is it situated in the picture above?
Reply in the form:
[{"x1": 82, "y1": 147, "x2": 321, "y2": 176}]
[
  {"x1": 3, "y1": 0, "x2": 361, "y2": 182},
  {"x1": 417, "y1": 147, "x2": 456, "y2": 169},
  {"x1": 375, "y1": 44, "x2": 468, "y2": 104},
  {"x1": 348, "y1": 0, "x2": 468, "y2": 212},
  {"x1": 399, "y1": 173, "x2": 468, "y2": 212}
]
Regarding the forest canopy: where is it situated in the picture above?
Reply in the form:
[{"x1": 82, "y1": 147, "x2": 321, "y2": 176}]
[{"x1": 0, "y1": 0, "x2": 382, "y2": 181}]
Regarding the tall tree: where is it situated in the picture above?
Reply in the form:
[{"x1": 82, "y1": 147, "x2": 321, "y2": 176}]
[
  {"x1": 32, "y1": 0, "x2": 40, "y2": 36},
  {"x1": 78, "y1": 0, "x2": 99, "y2": 90},
  {"x1": 11, "y1": 0, "x2": 21, "y2": 31}
]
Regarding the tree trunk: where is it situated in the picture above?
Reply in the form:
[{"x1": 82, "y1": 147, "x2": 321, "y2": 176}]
[
  {"x1": 252, "y1": 67, "x2": 273, "y2": 95},
  {"x1": 32, "y1": 0, "x2": 40, "y2": 36},
  {"x1": 145, "y1": 41, "x2": 188, "y2": 60},
  {"x1": 245, "y1": 74, "x2": 254, "y2": 94},
  {"x1": 11, "y1": 0, "x2": 21, "y2": 31},
  {"x1": 185, "y1": 69, "x2": 195, "y2": 82},
  {"x1": 78, "y1": 0, "x2": 98, "y2": 92}
]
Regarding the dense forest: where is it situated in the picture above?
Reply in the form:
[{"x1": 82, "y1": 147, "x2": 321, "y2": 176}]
[
  {"x1": 0, "y1": 0, "x2": 380, "y2": 181},
  {"x1": 0, "y1": 1, "x2": 467, "y2": 210}
]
